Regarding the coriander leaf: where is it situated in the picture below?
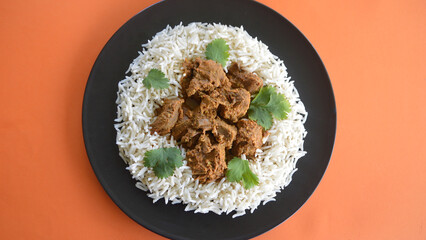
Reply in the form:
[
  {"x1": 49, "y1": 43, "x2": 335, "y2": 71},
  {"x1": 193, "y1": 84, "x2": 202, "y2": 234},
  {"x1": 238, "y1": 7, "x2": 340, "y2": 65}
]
[
  {"x1": 142, "y1": 69, "x2": 170, "y2": 89},
  {"x1": 226, "y1": 157, "x2": 259, "y2": 189},
  {"x1": 205, "y1": 38, "x2": 229, "y2": 67},
  {"x1": 143, "y1": 147, "x2": 183, "y2": 178},
  {"x1": 242, "y1": 169, "x2": 259, "y2": 189},
  {"x1": 265, "y1": 91, "x2": 291, "y2": 120},
  {"x1": 248, "y1": 105, "x2": 273, "y2": 130},
  {"x1": 226, "y1": 157, "x2": 246, "y2": 182},
  {"x1": 251, "y1": 86, "x2": 275, "y2": 106},
  {"x1": 248, "y1": 86, "x2": 291, "y2": 129}
]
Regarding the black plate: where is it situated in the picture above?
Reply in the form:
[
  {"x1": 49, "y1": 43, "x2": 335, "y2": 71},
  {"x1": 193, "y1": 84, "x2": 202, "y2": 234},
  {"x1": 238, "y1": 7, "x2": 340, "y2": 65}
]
[{"x1": 82, "y1": 0, "x2": 336, "y2": 239}]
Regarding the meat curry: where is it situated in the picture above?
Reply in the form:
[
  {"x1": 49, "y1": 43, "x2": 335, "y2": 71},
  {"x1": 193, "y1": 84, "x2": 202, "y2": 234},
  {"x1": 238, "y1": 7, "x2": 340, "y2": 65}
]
[{"x1": 151, "y1": 58, "x2": 266, "y2": 183}]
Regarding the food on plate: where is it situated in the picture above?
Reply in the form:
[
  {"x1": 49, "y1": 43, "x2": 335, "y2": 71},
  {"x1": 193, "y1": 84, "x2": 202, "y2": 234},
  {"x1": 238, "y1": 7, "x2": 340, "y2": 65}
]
[
  {"x1": 233, "y1": 119, "x2": 264, "y2": 158},
  {"x1": 227, "y1": 62, "x2": 263, "y2": 94},
  {"x1": 149, "y1": 57, "x2": 268, "y2": 184},
  {"x1": 150, "y1": 98, "x2": 184, "y2": 135},
  {"x1": 115, "y1": 23, "x2": 307, "y2": 217},
  {"x1": 143, "y1": 147, "x2": 183, "y2": 179}
]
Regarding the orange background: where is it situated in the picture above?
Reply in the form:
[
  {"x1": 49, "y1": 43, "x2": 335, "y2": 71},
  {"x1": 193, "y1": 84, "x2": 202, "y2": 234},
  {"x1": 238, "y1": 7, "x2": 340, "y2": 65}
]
[{"x1": 1, "y1": 0, "x2": 425, "y2": 239}]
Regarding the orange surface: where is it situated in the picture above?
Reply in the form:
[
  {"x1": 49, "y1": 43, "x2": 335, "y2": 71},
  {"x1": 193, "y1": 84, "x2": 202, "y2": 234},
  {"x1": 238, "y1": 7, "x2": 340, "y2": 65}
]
[{"x1": 1, "y1": 0, "x2": 425, "y2": 239}]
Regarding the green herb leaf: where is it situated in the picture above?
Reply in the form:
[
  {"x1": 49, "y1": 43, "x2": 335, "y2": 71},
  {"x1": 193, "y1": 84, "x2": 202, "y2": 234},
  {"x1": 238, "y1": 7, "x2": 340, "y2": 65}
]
[
  {"x1": 142, "y1": 69, "x2": 170, "y2": 89},
  {"x1": 143, "y1": 147, "x2": 183, "y2": 178},
  {"x1": 248, "y1": 86, "x2": 291, "y2": 130},
  {"x1": 265, "y1": 90, "x2": 291, "y2": 119},
  {"x1": 248, "y1": 106, "x2": 273, "y2": 130},
  {"x1": 205, "y1": 38, "x2": 229, "y2": 67},
  {"x1": 251, "y1": 86, "x2": 275, "y2": 106},
  {"x1": 226, "y1": 157, "x2": 259, "y2": 189}
]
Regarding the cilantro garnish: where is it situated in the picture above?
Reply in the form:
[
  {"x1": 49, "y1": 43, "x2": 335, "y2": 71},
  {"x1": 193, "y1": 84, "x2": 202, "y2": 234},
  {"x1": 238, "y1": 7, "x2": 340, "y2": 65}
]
[
  {"x1": 205, "y1": 38, "x2": 229, "y2": 67},
  {"x1": 248, "y1": 86, "x2": 291, "y2": 130},
  {"x1": 142, "y1": 69, "x2": 170, "y2": 89},
  {"x1": 226, "y1": 157, "x2": 259, "y2": 189},
  {"x1": 143, "y1": 147, "x2": 183, "y2": 178}
]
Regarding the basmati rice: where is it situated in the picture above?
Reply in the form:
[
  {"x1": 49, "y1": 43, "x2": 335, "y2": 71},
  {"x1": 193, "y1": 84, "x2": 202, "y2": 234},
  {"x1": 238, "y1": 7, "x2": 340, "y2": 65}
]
[{"x1": 115, "y1": 22, "x2": 307, "y2": 217}]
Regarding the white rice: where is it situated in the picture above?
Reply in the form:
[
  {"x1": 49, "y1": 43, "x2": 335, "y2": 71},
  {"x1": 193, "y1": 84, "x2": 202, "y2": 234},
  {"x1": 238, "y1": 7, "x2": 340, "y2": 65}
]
[{"x1": 115, "y1": 22, "x2": 308, "y2": 217}]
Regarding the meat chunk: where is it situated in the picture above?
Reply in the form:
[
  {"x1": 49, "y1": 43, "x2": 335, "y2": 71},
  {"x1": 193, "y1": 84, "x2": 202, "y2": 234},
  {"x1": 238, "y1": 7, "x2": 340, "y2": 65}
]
[
  {"x1": 171, "y1": 104, "x2": 193, "y2": 140},
  {"x1": 232, "y1": 119, "x2": 263, "y2": 157},
  {"x1": 196, "y1": 133, "x2": 214, "y2": 152},
  {"x1": 199, "y1": 90, "x2": 228, "y2": 117},
  {"x1": 185, "y1": 58, "x2": 230, "y2": 97},
  {"x1": 212, "y1": 118, "x2": 237, "y2": 149},
  {"x1": 187, "y1": 134, "x2": 227, "y2": 183},
  {"x1": 150, "y1": 98, "x2": 184, "y2": 135},
  {"x1": 192, "y1": 89, "x2": 225, "y2": 133},
  {"x1": 227, "y1": 62, "x2": 263, "y2": 94},
  {"x1": 182, "y1": 58, "x2": 194, "y2": 79},
  {"x1": 193, "y1": 114, "x2": 214, "y2": 132},
  {"x1": 181, "y1": 128, "x2": 201, "y2": 148},
  {"x1": 219, "y1": 87, "x2": 251, "y2": 122},
  {"x1": 191, "y1": 106, "x2": 215, "y2": 132},
  {"x1": 180, "y1": 59, "x2": 195, "y2": 98},
  {"x1": 199, "y1": 94, "x2": 218, "y2": 117}
]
